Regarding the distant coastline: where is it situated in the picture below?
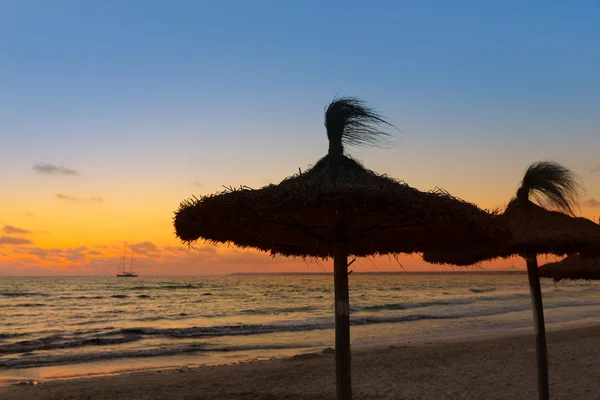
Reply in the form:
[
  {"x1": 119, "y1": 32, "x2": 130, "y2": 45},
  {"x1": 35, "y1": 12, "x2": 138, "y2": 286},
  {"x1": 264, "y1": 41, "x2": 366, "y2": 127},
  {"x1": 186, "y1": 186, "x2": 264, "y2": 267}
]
[{"x1": 228, "y1": 271, "x2": 527, "y2": 276}]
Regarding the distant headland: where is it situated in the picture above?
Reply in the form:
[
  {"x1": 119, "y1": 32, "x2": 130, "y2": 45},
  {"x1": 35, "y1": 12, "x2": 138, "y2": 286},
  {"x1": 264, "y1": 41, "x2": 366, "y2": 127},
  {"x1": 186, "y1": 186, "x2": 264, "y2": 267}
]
[{"x1": 228, "y1": 271, "x2": 527, "y2": 276}]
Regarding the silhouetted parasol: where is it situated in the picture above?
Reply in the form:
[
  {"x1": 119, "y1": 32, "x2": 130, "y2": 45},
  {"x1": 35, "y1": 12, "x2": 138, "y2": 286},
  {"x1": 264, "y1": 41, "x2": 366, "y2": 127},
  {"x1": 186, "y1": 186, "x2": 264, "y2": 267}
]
[
  {"x1": 422, "y1": 161, "x2": 600, "y2": 400},
  {"x1": 539, "y1": 254, "x2": 600, "y2": 282},
  {"x1": 423, "y1": 199, "x2": 600, "y2": 266},
  {"x1": 174, "y1": 98, "x2": 509, "y2": 400}
]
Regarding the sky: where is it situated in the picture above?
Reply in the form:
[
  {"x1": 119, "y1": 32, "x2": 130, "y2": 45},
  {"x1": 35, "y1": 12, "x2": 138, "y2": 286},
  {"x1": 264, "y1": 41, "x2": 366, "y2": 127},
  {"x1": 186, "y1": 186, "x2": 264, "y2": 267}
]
[{"x1": 0, "y1": 1, "x2": 598, "y2": 275}]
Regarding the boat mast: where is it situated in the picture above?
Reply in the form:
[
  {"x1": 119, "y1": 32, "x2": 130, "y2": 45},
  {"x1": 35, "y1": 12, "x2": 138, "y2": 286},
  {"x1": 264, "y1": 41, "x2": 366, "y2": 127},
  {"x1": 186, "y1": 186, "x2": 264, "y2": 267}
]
[
  {"x1": 130, "y1": 250, "x2": 134, "y2": 275},
  {"x1": 122, "y1": 242, "x2": 127, "y2": 275}
]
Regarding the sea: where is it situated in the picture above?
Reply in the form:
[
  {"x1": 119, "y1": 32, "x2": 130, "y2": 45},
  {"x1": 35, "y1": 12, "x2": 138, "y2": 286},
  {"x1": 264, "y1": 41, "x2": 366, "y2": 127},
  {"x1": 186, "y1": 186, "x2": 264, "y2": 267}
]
[{"x1": 1, "y1": 273, "x2": 600, "y2": 384}]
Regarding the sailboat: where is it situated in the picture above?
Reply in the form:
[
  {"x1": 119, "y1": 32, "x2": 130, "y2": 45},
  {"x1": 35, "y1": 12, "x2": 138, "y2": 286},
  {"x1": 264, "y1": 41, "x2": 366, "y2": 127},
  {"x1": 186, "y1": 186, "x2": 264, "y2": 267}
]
[{"x1": 117, "y1": 242, "x2": 138, "y2": 277}]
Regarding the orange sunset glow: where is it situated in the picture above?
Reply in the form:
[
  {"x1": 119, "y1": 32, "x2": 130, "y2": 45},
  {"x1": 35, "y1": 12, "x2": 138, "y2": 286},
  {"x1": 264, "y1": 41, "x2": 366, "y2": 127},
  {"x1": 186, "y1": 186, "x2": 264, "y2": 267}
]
[{"x1": 1, "y1": 155, "x2": 598, "y2": 276}]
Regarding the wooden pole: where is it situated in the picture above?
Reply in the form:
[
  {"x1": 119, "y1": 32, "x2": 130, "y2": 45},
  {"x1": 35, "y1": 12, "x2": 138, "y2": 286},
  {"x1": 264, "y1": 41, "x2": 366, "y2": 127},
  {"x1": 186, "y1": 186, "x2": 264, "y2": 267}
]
[
  {"x1": 525, "y1": 254, "x2": 550, "y2": 400},
  {"x1": 334, "y1": 210, "x2": 351, "y2": 400}
]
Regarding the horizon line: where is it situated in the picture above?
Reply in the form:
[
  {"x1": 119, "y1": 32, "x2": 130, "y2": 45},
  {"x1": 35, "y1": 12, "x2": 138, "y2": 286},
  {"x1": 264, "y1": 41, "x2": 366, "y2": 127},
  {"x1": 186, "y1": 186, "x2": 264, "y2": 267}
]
[{"x1": 0, "y1": 270, "x2": 527, "y2": 277}]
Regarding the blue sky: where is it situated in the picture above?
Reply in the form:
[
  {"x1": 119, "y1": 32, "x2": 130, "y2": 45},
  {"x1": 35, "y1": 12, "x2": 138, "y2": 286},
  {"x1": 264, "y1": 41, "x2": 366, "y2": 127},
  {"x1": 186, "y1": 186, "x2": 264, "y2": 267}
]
[
  {"x1": 0, "y1": 1, "x2": 599, "y2": 273},
  {"x1": 1, "y1": 1, "x2": 598, "y2": 199}
]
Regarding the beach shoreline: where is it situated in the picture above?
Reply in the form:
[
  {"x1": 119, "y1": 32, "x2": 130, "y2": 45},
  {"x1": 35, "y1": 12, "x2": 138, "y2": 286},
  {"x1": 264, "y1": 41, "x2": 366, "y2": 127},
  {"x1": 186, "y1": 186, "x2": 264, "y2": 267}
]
[
  {"x1": 2, "y1": 323, "x2": 600, "y2": 399},
  {"x1": 0, "y1": 321, "x2": 565, "y2": 387}
]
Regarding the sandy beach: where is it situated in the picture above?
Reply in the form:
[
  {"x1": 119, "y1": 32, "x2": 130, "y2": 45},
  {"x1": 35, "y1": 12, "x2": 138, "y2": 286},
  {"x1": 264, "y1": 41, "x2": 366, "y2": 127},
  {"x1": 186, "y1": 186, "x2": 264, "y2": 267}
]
[{"x1": 1, "y1": 325, "x2": 600, "y2": 399}]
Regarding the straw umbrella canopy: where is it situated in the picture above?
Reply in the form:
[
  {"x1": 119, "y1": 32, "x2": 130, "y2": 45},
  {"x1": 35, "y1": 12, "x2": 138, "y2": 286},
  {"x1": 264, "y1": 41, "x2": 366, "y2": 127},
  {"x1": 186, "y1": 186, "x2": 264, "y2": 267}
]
[
  {"x1": 500, "y1": 200, "x2": 600, "y2": 258},
  {"x1": 539, "y1": 254, "x2": 600, "y2": 282},
  {"x1": 422, "y1": 161, "x2": 600, "y2": 400},
  {"x1": 175, "y1": 162, "x2": 509, "y2": 259},
  {"x1": 423, "y1": 202, "x2": 600, "y2": 266},
  {"x1": 174, "y1": 97, "x2": 509, "y2": 400}
]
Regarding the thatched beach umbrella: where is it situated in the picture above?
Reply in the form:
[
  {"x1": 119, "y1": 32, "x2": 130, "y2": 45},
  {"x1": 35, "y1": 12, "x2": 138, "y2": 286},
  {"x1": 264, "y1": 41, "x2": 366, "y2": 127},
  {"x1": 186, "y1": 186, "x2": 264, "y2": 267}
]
[
  {"x1": 422, "y1": 244, "x2": 497, "y2": 267},
  {"x1": 174, "y1": 98, "x2": 509, "y2": 400},
  {"x1": 539, "y1": 254, "x2": 600, "y2": 282},
  {"x1": 423, "y1": 161, "x2": 600, "y2": 400}
]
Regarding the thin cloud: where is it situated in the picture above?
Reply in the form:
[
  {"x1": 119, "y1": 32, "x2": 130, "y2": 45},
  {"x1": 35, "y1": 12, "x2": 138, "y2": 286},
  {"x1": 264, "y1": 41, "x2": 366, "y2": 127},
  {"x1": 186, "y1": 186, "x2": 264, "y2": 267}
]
[
  {"x1": 20, "y1": 247, "x2": 63, "y2": 261},
  {"x1": 591, "y1": 163, "x2": 600, "y2": 173},
  {"x1": 129, "y1": 242, "x2": 160, "y2": 254},
  {"x1": 163, "y1": 245, "x2": 188, "y2": 253},
  {"x1": 13, "y1": 246, "x2": 89, "y2": 263},
  {"x1": 190, "y1": 181, "x2": 204, "y2": 188},
  {"x1": 2, "y1": 225, "x2": 31, "y2": 235},
  {"x1": 0, "y1": 236, "x2": 33, "y2": 245},
  {"x1": 56, "y1": 194, "x2": 78, "y2": 201},
  {"x1": 14, "y1": 212, "x2": 35, "y2": 218},
  {"x1": 56, "y1": 194, "x2": 104, "y2": 203},
  {"x1": 583, "y1": 198, "x2": 600, "y2": 208},
  {"x1": 66, "y1": 248, "x2": 87, "y2": 263},
  {"x1": 33, "y1": 163, "x2": 79, "y2": 176}
]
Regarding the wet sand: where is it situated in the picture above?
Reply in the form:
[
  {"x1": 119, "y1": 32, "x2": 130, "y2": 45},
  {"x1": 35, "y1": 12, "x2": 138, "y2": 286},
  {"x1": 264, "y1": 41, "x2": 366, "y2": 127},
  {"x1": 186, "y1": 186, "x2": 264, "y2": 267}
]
[{"x1": 2, "y1": 325, "x2": 600, "y2": 399}]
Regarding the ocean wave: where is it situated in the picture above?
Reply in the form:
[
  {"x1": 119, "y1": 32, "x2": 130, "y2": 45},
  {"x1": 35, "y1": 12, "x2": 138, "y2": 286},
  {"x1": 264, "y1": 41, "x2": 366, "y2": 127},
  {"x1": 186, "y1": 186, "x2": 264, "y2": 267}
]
[
  {"x1": 0, "y1": 333, "x2": 26, "y2": 341},
  {"x1": 102, "y1": 317, "x2": 436, "y2": 339},
  {"x1": 0, "y1": 342, "x2": 307, "y2": 369},
  {"x1": 0, "y1": 333, "x2": 143, "y2": 355},
  {"x1": 306, "y1": 287, "x2": 330, "y2": 293},
  {"x1": 0, "y1": 344, "x2": 204, "y2": 369},
  {"x1": 0, "y1": 292, "x2": 49, "y2": 298},
  {"x1": 476, "y1": 293, "x2": 530, "y2": 302},
  {"x1": 239, "y1": 306, "x2": 315, "y2": 315},
  {"x1": 67, "y1": 319, "x2": 115, "y2": 326},
  {"x1": 95, "y1": 315, "x2": 446, "y2": 341},
  {"x1": 132, "y1": 312, "x2": 193, "y2": 322},
  {"x1": 15, "y1": 303, "x2": 47, "y2": 308},
  {"x1": 126, "y1": 284, "x2": 203, "y2": 291},
  {"x1": 114, "y1": 300, "x2": 600, "y2": 339},
  {"x1": 354, "y1": 293, "x2": 536, "y2": 313},
  {"x1": 110, "y1": 324, "x2": 330, "y2": 339},
  {"x1": 356, "y1": 298, "x2": 475, "y2": 311},
  {"x1": 111, "y1": 294, "x2": 129, "y2": 299},
  {"x1": 469, "y1": 287, "x2": 496, "y2": 294},
  {"x1": 357, "y1": 292, "x2": 594, "y2": 314}
]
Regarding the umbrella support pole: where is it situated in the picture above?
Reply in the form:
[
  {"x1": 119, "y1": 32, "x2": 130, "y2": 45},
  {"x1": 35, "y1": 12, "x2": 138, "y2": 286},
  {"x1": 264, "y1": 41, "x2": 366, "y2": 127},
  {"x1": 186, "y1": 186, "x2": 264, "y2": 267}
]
[
  {"x1": 334, "y1": 216, "x2": 351, "y2": 400},
  {"x1": 525, "y1": 254, "x2": 549, "y2": 400}
]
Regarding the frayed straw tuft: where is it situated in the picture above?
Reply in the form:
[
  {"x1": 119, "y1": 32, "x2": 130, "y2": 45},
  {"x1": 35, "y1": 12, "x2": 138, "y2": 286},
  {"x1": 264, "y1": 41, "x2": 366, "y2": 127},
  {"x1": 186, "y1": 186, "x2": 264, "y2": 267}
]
[
  {"x1": 324, "y1": 97, "x2": 395, "y2": 155},
  {"x1": 517, "y1": 161, "x2": 582, "y2": 216}
]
